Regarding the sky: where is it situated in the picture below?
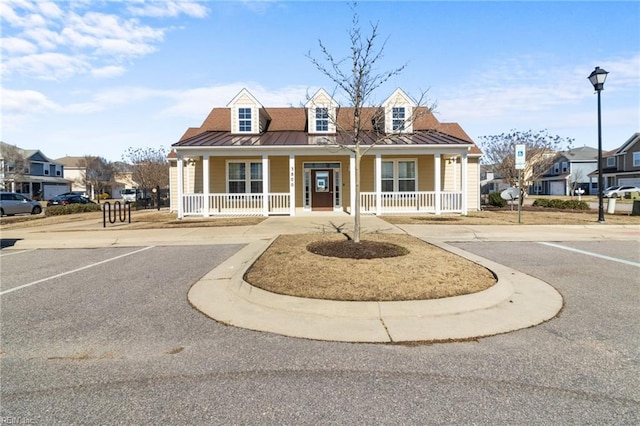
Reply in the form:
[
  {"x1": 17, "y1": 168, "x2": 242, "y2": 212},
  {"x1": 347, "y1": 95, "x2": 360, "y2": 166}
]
[{"x1": 1, "y1": 0, "x2": 639, "y2": 163}]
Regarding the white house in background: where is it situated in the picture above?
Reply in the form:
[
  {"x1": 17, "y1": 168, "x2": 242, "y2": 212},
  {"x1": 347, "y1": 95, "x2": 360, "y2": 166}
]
[
  {"x1": 532, "y1": 146, "x2": 598, "y2": 195},
  {"x1": 169, "y1": 88, "x2": 483, "y2": 218}
]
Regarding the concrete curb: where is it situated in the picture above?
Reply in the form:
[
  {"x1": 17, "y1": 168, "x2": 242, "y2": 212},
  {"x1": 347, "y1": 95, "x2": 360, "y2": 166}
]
[{"x1": 188, "y1": 237, "x2": 564, "y2": 343}]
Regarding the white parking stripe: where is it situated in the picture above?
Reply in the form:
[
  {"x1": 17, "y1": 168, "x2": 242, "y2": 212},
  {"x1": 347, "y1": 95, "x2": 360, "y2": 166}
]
[
  {"x1": 539, "y1": 242, "x2": 640, "y2": 267},
  {"x1": 0, "y1": 249, "x2": 36, "y2": 257},
  {"x1": 0, "y1": 246, "x2": 155, "y2": 296}
]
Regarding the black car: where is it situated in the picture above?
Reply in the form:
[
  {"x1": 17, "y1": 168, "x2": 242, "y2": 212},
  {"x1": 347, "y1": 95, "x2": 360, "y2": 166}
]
[{"x1": 47, "y1": 195, "x2": 96, "y2": 207}]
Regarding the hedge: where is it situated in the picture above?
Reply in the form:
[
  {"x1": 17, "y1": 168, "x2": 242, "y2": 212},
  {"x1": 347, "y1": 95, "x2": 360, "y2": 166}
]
[
  {"x1": 487, "y1": 191, "x2": 507, "y2": 208},
  {"x1": 532, "y1": 198, "x2": 590, "y2": 210},
  {"x1": 45, "y1": 203, "x2": 102, "y2": 216}
]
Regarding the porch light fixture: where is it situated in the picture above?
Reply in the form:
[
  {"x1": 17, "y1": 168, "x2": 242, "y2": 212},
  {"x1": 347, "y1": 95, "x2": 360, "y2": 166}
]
[{"x1": 588, "y1": 66, "x2": 608, "y2": 223}]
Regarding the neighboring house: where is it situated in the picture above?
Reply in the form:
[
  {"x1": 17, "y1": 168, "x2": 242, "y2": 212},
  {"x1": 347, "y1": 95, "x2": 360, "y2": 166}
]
[
  {"x1": 55, "y1": 157, "x2": 138, "y2": 199},
  {"x1": 169, "y1": 88, "x2": 482, "y2": 217},
  {"x1": 56, "y1": 156, "x2": 89, "y2": 193},
  {"x1": 480, "y1": 164, "x2": 510, "y2": 195},
  {"x1": 532, "y1": 146, "x2": 598, "y2": 195},
  {"x1": 1, "y1": 141, "x2": 69, "y2": 200},
  {"x1": 591, "y1": 133, "x2": 640, "y2": 190}
]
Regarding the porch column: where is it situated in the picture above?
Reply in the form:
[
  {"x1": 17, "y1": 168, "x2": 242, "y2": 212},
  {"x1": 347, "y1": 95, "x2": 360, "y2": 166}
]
[
  {"x1": 289, "y1": 155, "x2": 296, "y2": 216},
  {"x1": 177, "y1": 155, "x2": 184, "y2": 219},
  {"x1": 375, "y1": 154, "x2": 382, "y2": 216},
  {"x1": 350, "y1": 154, "x2": 356, "y2": 216},
  {"x1": 262, "y1": 154, "x2": 270, "y2": 217},
  {"x1": 434, "y1": 153, "x2": 441, "y2": 215},
  {"x1": 202, "y1": 155, "x2": 210, "y2": 217},
  {"x1": 461, "y1": 151, "x2": 468, "y2": 215}
]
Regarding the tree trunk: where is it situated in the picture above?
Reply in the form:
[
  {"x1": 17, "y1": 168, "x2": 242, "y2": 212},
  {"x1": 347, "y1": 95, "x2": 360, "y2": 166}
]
[{"x1": 354, "y1": 144, "x2": 361, "y2": 243}]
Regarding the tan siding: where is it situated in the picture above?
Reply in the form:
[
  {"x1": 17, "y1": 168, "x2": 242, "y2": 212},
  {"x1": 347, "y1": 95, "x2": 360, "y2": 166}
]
[
  {"x1": 467, "y1": 158, "x2": 480, "y2": 211},
  {"x1": 269, "y1": 156, "x2": 289, "y2": 192},
  {"x1": 210, "y1": 157, "x2": 226, "y2": 193},
  {"x1": 419, "y1": 155, "x2": 434, "y2": 190},
  {"x1": 169, "y1": 162, "x2": 177, "y2": 212},
  {"x1": 360, "y1": 156, "x2": 375, "y2": 192}
]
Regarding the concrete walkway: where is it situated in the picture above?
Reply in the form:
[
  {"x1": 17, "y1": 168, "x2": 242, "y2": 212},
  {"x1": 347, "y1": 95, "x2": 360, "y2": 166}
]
[{"x1": 3, "y1": 215, "x2": 637, "y2": 342}]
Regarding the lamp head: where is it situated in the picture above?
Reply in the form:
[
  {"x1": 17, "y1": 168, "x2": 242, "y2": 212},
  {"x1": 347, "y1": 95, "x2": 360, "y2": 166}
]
[{"x1": 588, "y1": 66, "x2": 608, "y2": 91}]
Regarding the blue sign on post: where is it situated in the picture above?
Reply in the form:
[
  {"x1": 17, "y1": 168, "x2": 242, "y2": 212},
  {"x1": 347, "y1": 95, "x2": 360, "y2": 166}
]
[{"x1": 515, "y1": 144, "x2": 526, "y2": 170}]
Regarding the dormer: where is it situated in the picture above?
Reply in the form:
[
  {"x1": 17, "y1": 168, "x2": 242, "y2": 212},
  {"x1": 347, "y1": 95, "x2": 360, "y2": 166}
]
[
  {"x1": 227, "y1": 88, "x2": 270, "y2": 134},
  {"x1": 305, "y1": 88, "x2": 338, "y2": 134},
  {"x1": 382, "y1": 88, "x2": 417, "y2": 133}
]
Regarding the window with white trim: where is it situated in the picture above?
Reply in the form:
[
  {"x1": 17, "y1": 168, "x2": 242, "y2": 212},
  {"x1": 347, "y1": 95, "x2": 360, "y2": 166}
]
[
  {"x1": 315, "y1": 107, "x2": 329, "y2": 132},
  {"x1": 381, "y1": 160, "x2": 416, "y2": 192},
  {"x1": 227, "y1": 161, "x2": 262, "y2": 193},
  {"x1": 238, "y1": 108, "x2": 252, "y2": 132},
  {"x1": 633, "y1": 152, "x2": 640, "y2": 167},
  {"x1": 606, "y1": 157, "x2": 615, "y2": 167},
  {"x1": 392, "y1": 107, "x2": 405, "y2": 131}
]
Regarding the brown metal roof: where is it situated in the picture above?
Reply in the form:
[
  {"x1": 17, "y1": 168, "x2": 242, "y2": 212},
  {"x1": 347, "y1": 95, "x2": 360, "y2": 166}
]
[{"x1": 173, "y1": 130, "x2": 475, "y2": 148}]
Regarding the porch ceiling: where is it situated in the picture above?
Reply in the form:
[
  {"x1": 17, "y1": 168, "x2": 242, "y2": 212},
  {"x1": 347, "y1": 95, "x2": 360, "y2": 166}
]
[{"x1": 172, "y1": 130, "x2": 474, "y2": 149}]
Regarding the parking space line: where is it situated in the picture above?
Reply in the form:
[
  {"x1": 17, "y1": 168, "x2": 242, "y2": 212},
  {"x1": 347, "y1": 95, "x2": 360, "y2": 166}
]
[
  {"x1": 0, "y1": 249, "x2": 35, "y2": 257},
  {"x1": 539, "y1": 242, "x2": 640, "y2": 267},
  {"x1": 0, "y1": 246, "x2": 155, "y2": 296}
]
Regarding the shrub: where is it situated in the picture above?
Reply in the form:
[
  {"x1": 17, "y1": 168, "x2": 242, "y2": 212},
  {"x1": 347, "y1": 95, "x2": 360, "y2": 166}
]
[
  {"x1": 532, "y1": 198, "x2": 589, "y2": 210},
  {"x1": 45, "y1": 203, "x2": 102, "y2": 216},
  {"x1": 487, "y1": 191, "x2": 507, "y2": 207},
  {"x1": 99, "y1": 193, "x2": 110, "y2": 200}
]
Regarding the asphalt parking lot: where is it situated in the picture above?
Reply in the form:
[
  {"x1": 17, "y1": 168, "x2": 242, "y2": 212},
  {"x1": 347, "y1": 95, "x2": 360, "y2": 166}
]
[{"x1": 1, "y1": 240, "x2": 639, "y2": 424}]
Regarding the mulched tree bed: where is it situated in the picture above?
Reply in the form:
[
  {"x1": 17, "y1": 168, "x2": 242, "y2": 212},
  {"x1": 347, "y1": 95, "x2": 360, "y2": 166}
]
[{"x1": 306, "y1": 238, "x2": 408, "y2": 259}]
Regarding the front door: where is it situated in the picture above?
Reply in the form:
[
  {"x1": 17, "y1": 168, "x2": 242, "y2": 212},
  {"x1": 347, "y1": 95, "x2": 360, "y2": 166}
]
[{"x1": 311, "y1": 170, "x2": 334, "y2": 211}]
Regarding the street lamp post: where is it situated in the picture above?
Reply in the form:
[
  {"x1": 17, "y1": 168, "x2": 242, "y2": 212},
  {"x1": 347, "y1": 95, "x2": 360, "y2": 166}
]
[{"x1": 588, "y1": 66, "x2": 608, "y2": 223}]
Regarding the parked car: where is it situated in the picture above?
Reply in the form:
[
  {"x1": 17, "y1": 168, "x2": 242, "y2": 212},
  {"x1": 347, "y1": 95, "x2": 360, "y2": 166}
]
[
  {"x1": 602, "y1": 185, "x2": 640, "y2": 198},
  {"x1": 49, "y1": 191, "x2": 89, "y2": 200},
  {"x1": 47, "y1": 194, "x2": 96, "y2": 207},
  {"x1": 0, "y1": 192, "x2": 43, "y2": 216}
]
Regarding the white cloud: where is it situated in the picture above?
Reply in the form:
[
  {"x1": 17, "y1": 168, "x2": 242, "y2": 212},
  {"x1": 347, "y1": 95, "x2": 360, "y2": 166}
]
[
  {"x1": 1, "y1": 1, "x2": 203, "y2": 81},
  {"x1": 3, "y1": 52, "x2": 90, "y2": 80},
  {"x1": 159, "y1": 83, "x2": 315, "y2": 118},
  {"x1": 91, "y1": 65, "x2": 127, "y2": 79},
  {"x1": 127, "y1": 1, "x2": 209, "y2": 18},
  {"x1": 0, "y1": 37, "x2": 37, "y2": 54}
]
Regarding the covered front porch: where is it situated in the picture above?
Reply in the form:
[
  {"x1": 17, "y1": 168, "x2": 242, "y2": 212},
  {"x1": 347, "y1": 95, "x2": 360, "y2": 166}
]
[{"x1": 170, "y1": 147, "x2": 476, "y2": 218}]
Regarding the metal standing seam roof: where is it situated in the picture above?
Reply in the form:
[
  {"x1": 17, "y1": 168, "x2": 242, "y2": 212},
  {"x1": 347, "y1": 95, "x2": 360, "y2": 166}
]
[{"x1": 172, "y1": 130, "x2": 475, "y2": 149}]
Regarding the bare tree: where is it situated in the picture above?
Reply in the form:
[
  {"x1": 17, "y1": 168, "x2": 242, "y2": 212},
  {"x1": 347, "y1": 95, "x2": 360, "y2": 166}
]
[
  {"x1": 121, "y1": 147, "x2": 169, "y2": 199},
  {"x1": 307, "y1": 6, "x2": 433, "y2": 242},
  {"x1": 81, "y1": 156, "x2": 115, "y2": 199},
  {"x1": 478, "y1": 129, "x2": 574, "y2": 202},
  {"x1": 0, "y1": 142, "x2": 28, "y2": 191}
]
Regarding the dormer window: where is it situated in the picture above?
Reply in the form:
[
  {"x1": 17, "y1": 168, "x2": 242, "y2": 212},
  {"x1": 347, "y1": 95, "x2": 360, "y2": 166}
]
[
  {"x1": 392, "y1": 107, "x2": 406, "y2": 131},
  {"x1": 306, "y1": 88, "x2": 338, "y2": 134},
  {"x1": 238, "y1": 108, "x2": 252, "y2": 132},
  {"x1": 383, "y1": 88, "x2": 416, "y2": 133},
  {"x1": 606, "y1": 157, "x2": 615, "y2": 167},
  {"x1": 315, "y1": 107, "x2": 329, "y2": 132}
]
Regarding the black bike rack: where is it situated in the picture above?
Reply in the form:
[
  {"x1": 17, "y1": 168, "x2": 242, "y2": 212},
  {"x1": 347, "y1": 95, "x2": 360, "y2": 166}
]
[{"x1": 103, "y1": 201, "x2": 131, "y2": 228}]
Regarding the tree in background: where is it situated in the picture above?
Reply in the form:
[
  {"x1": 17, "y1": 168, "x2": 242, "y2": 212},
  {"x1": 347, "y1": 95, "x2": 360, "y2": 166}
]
[
  {"x1": 0, "y1": 142, "x2": 28, "y2": 191},
  {"x1": 307, "y1": 6, "x2": 433, "y2": 242},
  {"x1": 81, "y1": 156, "x2": 115, "y2": 200},
  {"x1": 478, "y1": 129, "x2": 574, "y2": 200},
  {"x1": 121, "y1": 147, "x2": 169, "y2": 200}
]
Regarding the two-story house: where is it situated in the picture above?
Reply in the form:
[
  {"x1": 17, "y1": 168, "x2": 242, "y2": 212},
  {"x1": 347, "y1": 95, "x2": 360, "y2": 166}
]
[
  {"x1": 169, "y1": 88, "x2": 482, "y2": 217},
  {"x1": 595, "y1": 133, "x2": 640, "y2": 190},
  {"x1": 532, "y1": 146, "x2": 598, "y2": 195},
  {"x1": 0, "y1": 142, "x2": 70, "y2": 200}
]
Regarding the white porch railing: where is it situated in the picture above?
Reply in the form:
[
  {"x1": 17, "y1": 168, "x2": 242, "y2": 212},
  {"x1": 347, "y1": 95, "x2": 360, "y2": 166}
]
[
  {"x1": 181, "y1": 191, "x2": 462, "y2": 217},
  {"x1": 181, "y1": 193, "x2": 290, "y2": 217},
  {"x1": 360, "y1": 191, "x2": 463, "y2": 214}
]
